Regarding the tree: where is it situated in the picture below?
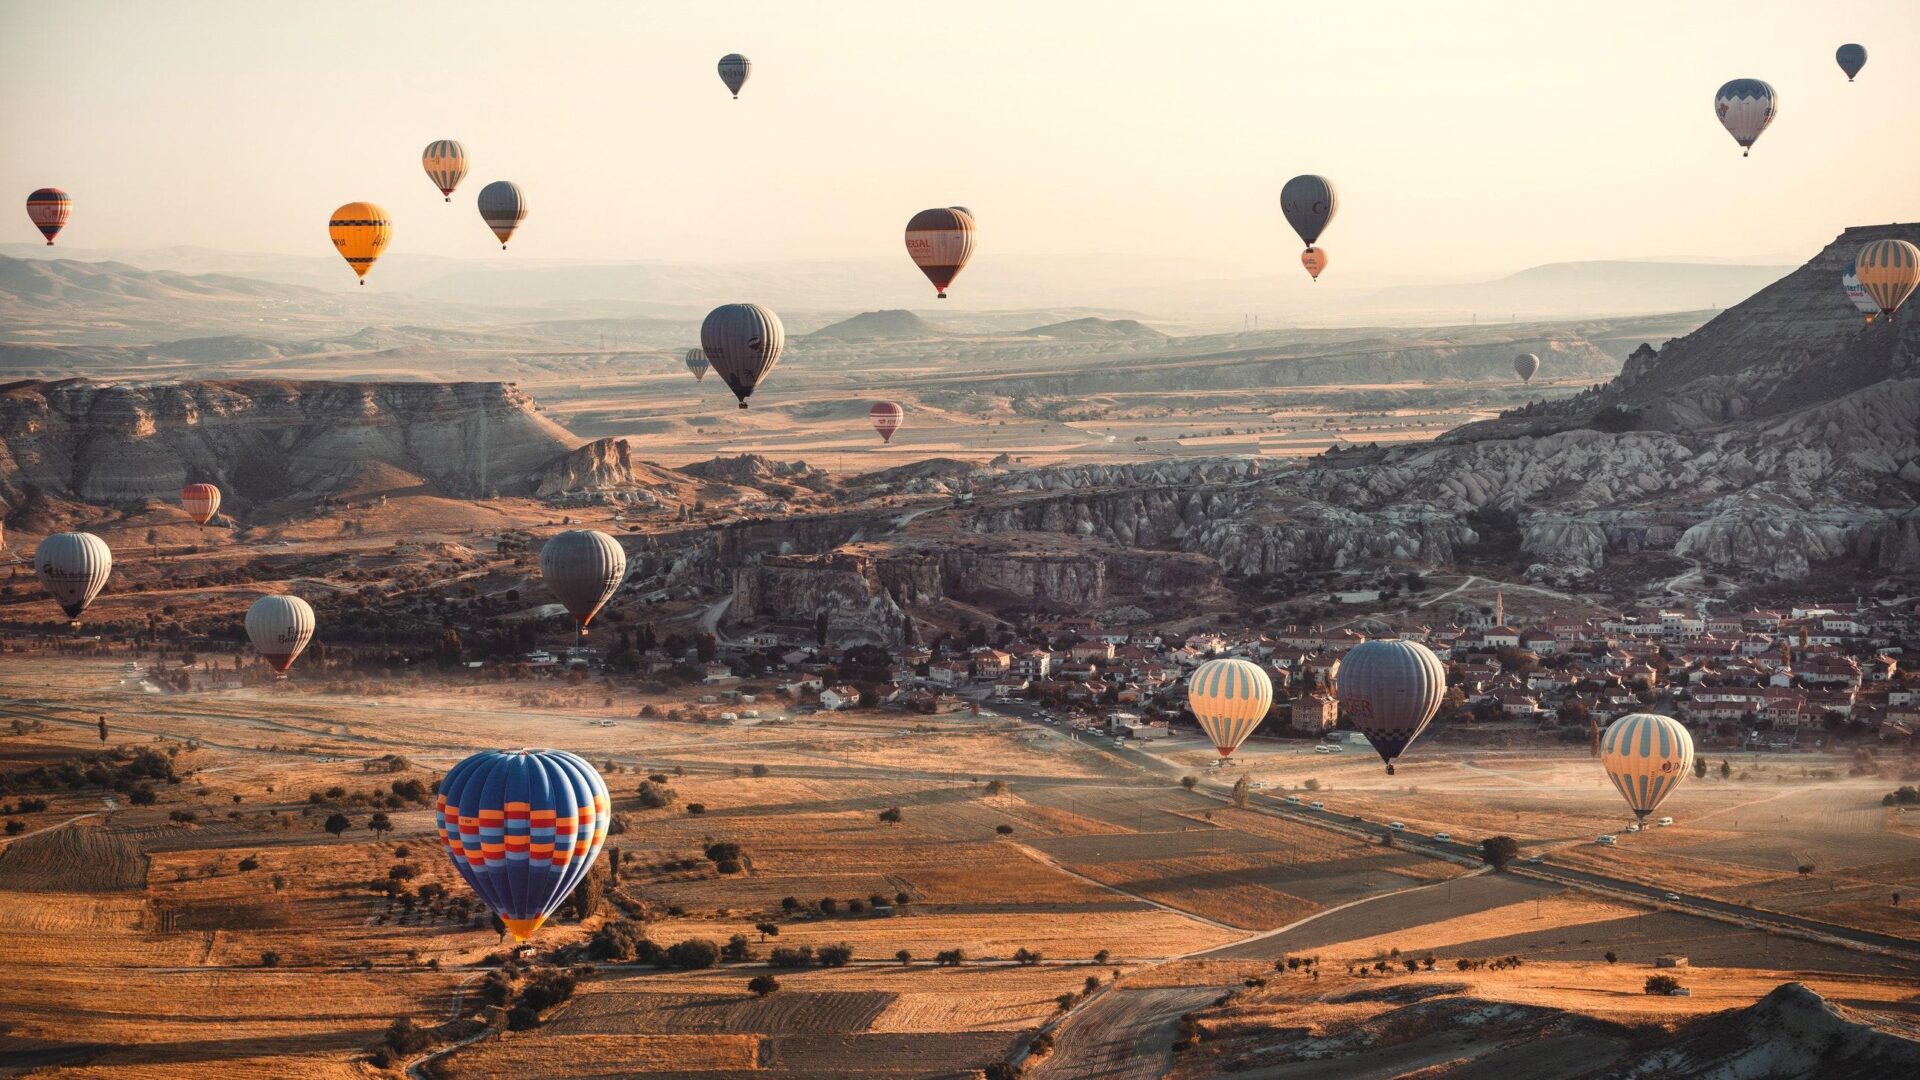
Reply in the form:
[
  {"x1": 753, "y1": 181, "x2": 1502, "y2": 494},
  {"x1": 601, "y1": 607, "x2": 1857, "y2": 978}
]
[
  {"x1": 818, "y1": 897, "x2": 839, "y2": 915},
  {"x1": 754, "y1": 921, "x2": 780, "y2": 942},
  {"x1": 384, "y1": 1017, "x2": 430, "y2": 1055},
  {"x1": 722, "y1": 934, "x2": 753, "y2": 962},
  {"x1": 695, "y1": 633, "x2": 718, "y2": 663},
  {"x1": 324, "y1": 813, "x2": 351, "y2": 838},
  {"x1": 368, "y1": 812, "x2": 393, "y2": 839},
  {"x1": 1093, "y1": 949, "x2": 1111, "y2": 964},
  {"x1": 1644, "y1": 974, "x2": 1682, "y2": 995},
  {"x1": 1014, "y1": 947, "x2": 1042, "y2": 965},
  {"x1": 1180, "y1": 775, "x2": 1198, "y2": 791},
  {"x1": 815, "y1": 610, "x2": 830, "y2": 647},
  {"x1": 896, "y1": 949, "x2": 913, "y2": 964},
  {"x1": 817, "y1": 942, "x2": 854, "y2": 967},
  {"x1": 751, "y1": 763, "x2": 769, "y2": 778},
  {"x1": 1232, "y1": 776, "x2": 1250, "y2": 807},
  {"x1": 1480, "y1": 835, "x2": 1520, "y2": 871},
  {"x1": 260, "y1": 950, "x2": 281, "y2": 967},
  {"x1": 748, "y1": 974, "x2": 780, "y2": 997},
  {"x1": 98, "y1": 716, "x2": 109, "y2": 744},
  {"x1": 1604, "y1": 951, "x2": 1618, "y2": 964},
  {"x1": 1303, "y1": 778, "x2": 1320, "y2": 792},
  {"x1": 1797, "y1": 863, "x2": 1815, "y2": 878},
  {"x1": 935, "y1": 949, "x2": 966, "y2": 966},
  {"x1": 1693, "y1": 758, "x2": 1708, "y2": 779},
  {"x1": 878, "y1": 806, "x2": 903, "y2": 826},
  {"x1": 995, "y1": 824, "x2": 1014, "y2": 837},
  {"x1": 666, "y1": 938, "x2": 721, "y2": 969},
  {"x1": 1719, "y1": 759, "x2": 1732, "y2": 779}
]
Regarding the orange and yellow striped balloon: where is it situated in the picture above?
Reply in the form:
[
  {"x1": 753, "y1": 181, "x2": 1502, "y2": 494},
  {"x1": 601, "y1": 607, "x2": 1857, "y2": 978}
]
[
  {"x1": 180, "y1": 483, "x2": 220, "y2": 525},
  {"x1": 422, "y1": 140, "x2": 468, "y2": 201},
  {"x1": 1599, "y1": 712, "x2": 1693, "y2": 822},
  {"x1": 328, "y1": 201, "x2": 392, "y2": 284},
  {"x1": 1188, "y1": 658, "x2": 1273, "y2": 757},
  {"x1": 1855, "y1": 239, "x2": 1920, "y2": 319}
]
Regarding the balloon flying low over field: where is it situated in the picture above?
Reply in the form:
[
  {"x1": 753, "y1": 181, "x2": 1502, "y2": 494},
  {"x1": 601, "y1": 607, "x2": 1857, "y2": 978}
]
[
  {"x1": 1335, "y1": 639, "x2": 1447, "y2": 775},
  {"x1": 1600, "y1": 712, "x2": 1694, "y2": 823},
  {"x1": 684, "y1": 347, "x2": 710, "y2": 382},
  {"x1": 1514, "y1": 353, "x2": 1540, "y2": 383},
  {"x1": 180, "y1": 483, "x2": 221, "y2": 525},
  {"x1": 246, "y1": 594, "x2": 315, "y2": 676},
  {"x1": 1187, "y1": 658, "x2": 1273, "y2": 757},
  {"x1": 35, "y1": 532, "x2": 112, "y2": 624},
  {"x1": 540, "y1": 530, "x2": 626, "y2": 633},
  {"x1": 436, "y1": 749, "x2": 611, "y2": 942},
  {"x1": 870, "y1": 401, "x2": 904, "y2": 443}
]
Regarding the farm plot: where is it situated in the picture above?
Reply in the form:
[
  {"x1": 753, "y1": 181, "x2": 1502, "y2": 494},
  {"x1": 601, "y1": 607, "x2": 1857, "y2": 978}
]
[
  {"x1": 0, "y1": 823, "x2": 148, "y2": 892},
  {"x1": 762, "y1": 1031, "x2": 1023, "y2": 1076},
  {"x1": 549, "y1": 990, "x2": 894, "y2": 1035},
  {"x1": 444, "y1": 1034, "x2": 762, "y2": 1078},
  {"x1": 1067, "y1": 853, "x2": 1321, "y2": 930}
]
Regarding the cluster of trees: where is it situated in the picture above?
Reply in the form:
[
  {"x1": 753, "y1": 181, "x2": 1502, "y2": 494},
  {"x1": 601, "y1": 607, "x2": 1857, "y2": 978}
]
[
  {"x1": 1, "y1": 745, "x2": 186, "y2": 806},
  {"x1": 1882, "y1": 785, "x2": 1920, "y2": 806}
]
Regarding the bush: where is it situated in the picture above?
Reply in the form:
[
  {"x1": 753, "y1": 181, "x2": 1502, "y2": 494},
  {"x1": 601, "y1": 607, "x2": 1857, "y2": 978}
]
[
  {"x1": 715, "y1": 859, "x2": 743, "y2": 874},
  {"x1": 237, "y1": 855, "x2": 260, "y2": 872},
  {"x1": 1014, "y1": 947, "x2": 1042, "y2": 965},
  {"x1": 935, "y1": 949, "x2": 966, "y2": 966},
  {"x1": 260, "y1": 950, "x2": 281, "y2": 967},
  {"x1": 1481, "y1": 835, "x2": 1520, "y2": 870},
  {"x1": 780, "y1": 896, "x2": 800, "y2": 913},
  {"x1": 751, "y1": 764, "x2": 769, "y2": 778},
  {"x1": 878, "y1": 806, "x2": 903, "y2": 825},
  {"x1": 748, "y1": 974, "x2": 780, "y2": 997},
  {"x1": 1604, "y1": 951, "x2": 1617, "y2": 964},
  {"x1": 686, "y1": 803, "x2": 706, "y2": 815},
  {"x1": 819, "y1": 897, "x2": 839, "y2": 915},
  {"x1": 3, "y1": 820, "x2": 22, "y2": 836},
  {"x1": 722, "y1": 934, "x2": 754, "y2": 962},
  {"x1": 705, "y1": 841, "x2": 742, "y2": 863},
  {"x1": 896, "y1": 949, "x2": 913, "y2": 964},
  {"x1": 768, "y1": 946, "x2": 814, "y2": 968},
  {"x1": 586, "y1": 920, "x2": 651, "y2": 962},
  {"x1": 817, "y1": 942, "x2": 854, "y2": 967},
  {"x1": 666, "y1": 938, "x2": 721, "y2": 969},
  {"x1": 995, "y1": 824, "x2": 1014, "y2": 836},
  {"x1": 636, "y1": 781, "x2": 676, "y2": 809},
  {"x1": 1180, "y1": 776, "x2": 1197, "y2": 790},
  {"x1": 384, "y1": 1017, "x2": 431, "y2": 1055},
  {"x1": 1093, "y1": 949, "x2": 1111, "y2": 964},
  {"x1": 1645, "y1": 974, "x2": 1682, "y2": 995}
]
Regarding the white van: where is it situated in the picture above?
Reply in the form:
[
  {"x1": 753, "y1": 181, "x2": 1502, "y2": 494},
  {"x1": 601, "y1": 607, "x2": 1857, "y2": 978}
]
[
  {"x1": 1655, "y1": 817, "x2": 1674, "y2": 827},
  {"x1": 1596, "y1": 834, "x2": 1617, "y2": 846}
]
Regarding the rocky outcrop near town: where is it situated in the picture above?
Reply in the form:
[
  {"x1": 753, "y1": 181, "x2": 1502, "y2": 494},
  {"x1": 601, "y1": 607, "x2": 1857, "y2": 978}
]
[
  {"x1": 730, "y1": 553, "x2": 910, "y2": 645},
  {"x1": 0, "y1": 379, "x2": 582, "y2": 511}
]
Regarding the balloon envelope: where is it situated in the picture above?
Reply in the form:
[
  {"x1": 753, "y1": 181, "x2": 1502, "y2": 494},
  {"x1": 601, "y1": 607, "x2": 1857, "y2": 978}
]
[
  {"x1": 1855, "y1": 239, "x2": 1920, "y2": 317},
  {"x1": 870, "y1": 401, "x2": 904, "y2": 443},
  {"x1": 35, "y1": 532, "x2": 111, "y2": 621},
  {"x1": 1187, "y1": 658, "x2": 1273, "y2": 757},
  {"x1": 1514, "y1": 353, "x2": 1540, "y2": 383},
  {"x1": 1335, "y1": 639, "x2": 1447, "y2": 772},
  {"x1": 1842, "y1": 261, "x2": 1881, "y2": 322},
  {"x1": 477, "y1": 181, "x2": 528, "y2": 248},
  {"x1": 181, "y1": 483, "x2": 221, "y2": 525},
  {"x1": 247, "y1": 594, "x2": 315, "y2": 675},
  {"x1": 718, "y1": 53, "x2": 751, "y2": 97},
  {"x1": 905, "y1": 207, "x2": 976, "y2": 298},
  {"x1": 1280, "y1": 175, "x2": 1337, "y2": 248},
  {"x1": 422, "y1": 139, "x2": 469, "y2": 201},
  {"x1": 700, "y1": 303, "x2": 786, "y2": 408},
  {"x1": 328, "y1": 201, "x2": 392, "y2": 282},
  {"x1": 436, "y1": 749, "x2": 611, "y2": 942},
  {"x1": 1600, "y1": 713, "x2": 1693, "y2": 821},
  {"x1": 1835, "y1": 43, "x2": 1866, "y2": 81},
  {"x1": 1713, "y1": 79, "x2": 1777, "y2": 155},
  {"x1": 685, "y1": 347, "x2": 710, "y2": 382},
  {"x1": 540, "y1": 530, "x2": 626, "y2": 631},
  {"x1": 26, "y1": 188, "x2": 71, "y2": 245},
  {"x1": 1300, "y1": 248, "x2": 1328, "y2": 281}
]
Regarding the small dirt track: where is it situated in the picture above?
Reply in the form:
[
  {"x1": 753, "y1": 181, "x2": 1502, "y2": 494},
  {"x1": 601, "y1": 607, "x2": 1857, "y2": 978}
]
[{"x1": 1026, "y1": 987, "x2": 1222, "y2": 1080}]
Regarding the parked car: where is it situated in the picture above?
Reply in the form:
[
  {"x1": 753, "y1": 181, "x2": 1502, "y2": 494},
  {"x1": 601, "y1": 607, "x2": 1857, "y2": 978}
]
[
  {"x1": 1432, "y1": 832, "x2": 1452, "y2": 842},
  {"x1": 1284, "y1": 795, "x2": 1301, "y2": 804},
  {"x1": 1389, "y1": 822, "x2": 1406, "y2": 831},
  {"x1": 1309, "y1": 801, "x2": 1325, "y2": 810},
  {"x1": 1313, "y1": 745, "x2": 1331, "y2": 754},
  {"x1": 1656, "y1": 817, "x2": 1674, "y2": 827},
  {"x1": 1662, "y1": 892, "x2": 1681, "y2": 901},
  {"x1": 1523, "y1": 855, "x2": 1545, "y2": 865},
  {"x1": 1596, "y1": 834, "x2": 1617, "y2": 846}
]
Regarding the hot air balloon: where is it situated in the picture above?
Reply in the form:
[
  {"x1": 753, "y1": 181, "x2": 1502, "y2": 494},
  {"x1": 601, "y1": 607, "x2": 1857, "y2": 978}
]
[
  {"x1": 870, "y1": 401, "x2": 904, "y2": 443},
  {"x1": 477, "y1": 181, "x2": 527, "y2": 249},
  {"x1": 1335, "y1": 639, "x2": 1446, "y2": 775},
  {"x1": 1514, "y1": 353, "x2": 1540, "y2": 383},
  {"x1": 1713, "y1": 79, "x2": 1777, "y2": 157},
  {"x1": 1836, "y1": 44, "x2": 1867, "y2": 82},
  {"x1": 422, "y1": 140, "x2": 469, "y2": 202},
  {"x1": 35, "y1": 532, "x2": 111, "y2": 623},
  {"x1": 181, "y1": 483, "x2": 221, "y2": 526},
  {"x1": 1855, "y1": 239, "x2": 1920, "y2": 319},
  {"x1": 246, "y1": 594, "x2": 315, "y2": 676},
  {"x1": 685, "y1": 347, "x2": 711, "y2": 382},
  {"x1": 718, "y1": 53, "x2": 751, "y2": 98},
  {"x1": 329, "y1": 201, "x2": 392, "y2": 284},
  {"x1": 1300, "y1": 248, "x2": 1328, "y2": 281},
  {"x1": 1599, "y1": 713, "x2": 1693, "y2": 824},
  {"x1": 949, "y1": 206, "x2": 974, "y2": 220},
  {"x1": 1842, "y1": 261, "x2": 1881, "y2": 323},
  {"x1": 26, "y1": 188, "x2": 71, "y2": 245},
  {"x1": 1280, "y1": 175, "x2": 1337, "y2": 249},
  {"x1": 435, "y1": 749, "x2": 611, "y2": 942},
  {"x1": 1187, "y1": 658, "x2": 1274, "y2": 758},
  {"x1": 540, "y1": 530, "x2": 626, "y2": 634},
  {"x1": 700, "y1": 303, "x2": 786, "y2": 408},
  {"x1": 905, "y1": 208, "x2": 975, "y2": 299}
]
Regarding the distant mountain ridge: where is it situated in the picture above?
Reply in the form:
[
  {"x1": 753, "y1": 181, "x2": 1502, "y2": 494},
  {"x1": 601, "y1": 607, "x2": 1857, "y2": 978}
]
[
  {"x1": 803, "y1": 309, "x2": 945, "y2": 341},
  {"x1": 1016, "y1": 316, "x2": 1166, "y2": 341}
]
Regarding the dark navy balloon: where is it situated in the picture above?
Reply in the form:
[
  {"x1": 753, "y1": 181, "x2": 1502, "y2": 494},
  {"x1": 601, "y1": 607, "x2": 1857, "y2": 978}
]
[
  {"x1": 435, "y1": 749, "x2": 610, "y2": 941},
  {"x1": 1835, "y1": 43, "x2": 1866, "y2": 82}
]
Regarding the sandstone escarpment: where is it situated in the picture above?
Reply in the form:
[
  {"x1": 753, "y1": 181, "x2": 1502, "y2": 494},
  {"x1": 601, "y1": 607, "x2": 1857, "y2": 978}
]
[
  {"x1": 729, "y1": 552, "x2": 907, "y2": 645},
  {"x1": 0, "y1": 379, "x2": 578, "y2": 510}
]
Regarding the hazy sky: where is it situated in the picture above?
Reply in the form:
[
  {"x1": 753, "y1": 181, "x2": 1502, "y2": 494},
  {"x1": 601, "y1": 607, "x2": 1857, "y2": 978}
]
[{"x1": 3, "y1": 1, "x2": 1915, "y2": 279}]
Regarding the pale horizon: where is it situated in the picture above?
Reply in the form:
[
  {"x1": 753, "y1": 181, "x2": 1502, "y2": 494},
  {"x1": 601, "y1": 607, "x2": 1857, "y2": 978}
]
[{"x1": 4, "y1": 0, "x2": 1915, "y2": 287}]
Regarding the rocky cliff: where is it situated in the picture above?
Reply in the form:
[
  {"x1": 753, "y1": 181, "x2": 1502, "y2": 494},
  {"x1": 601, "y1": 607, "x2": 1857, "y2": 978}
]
[
  {"x1": 730, "y1": 553, "x2": 908, "y2": 645},
  {"x1": 0, "y1": 379, "x2": 580, "y2": 511}
]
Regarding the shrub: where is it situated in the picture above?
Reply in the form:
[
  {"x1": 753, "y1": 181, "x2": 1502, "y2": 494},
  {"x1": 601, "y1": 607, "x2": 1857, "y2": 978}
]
[
  {"x1": 935, "y1": 949, "x2": 966, "y2": 966},
  {"x1": 384, "y1": 1017, "x2": 431, "y2": 1055},
  {"x1": 705, "y1": 841, "x2": 743, "y2": 863},
  {"x1": 1014, "y1": 947, "x2": 1042, "y2": 965},
  {"x1": 260, "y1": 950, "x2": 281, "y2": 967},
  {"x1": 686, "y1": 803, "x2": 706, "y2": 815},
  {"x1": 780, "y1": 896, "x2": 800, "y2": 913},
  {"x1": 665, "y1": 938, "x2": 720, "y2": 969},
  {"x1": 715, "y1": 859, "x2": 742, "y2": 874},
  {"x1": 748, "y1": 974, "x2": 780, "y2": 997},
  {"x1": 819, "y1": 897, "x2": 839, "y2": 915},
  {"x1": 636, "y1": 781, "x2": 676, "y2": 809},
  {"x1": 878, "y1": 806, "x2": 903, "y2": 825},
  {"x1": 586, "y1": 920, "x2": 651, "y2": 962},
  {"x1": 896, "y1": 949, "x2": 913, "y2": 964},
  {"x1": 1645, "y1": 974, "x2": 1682, "y2": 995},
  {"x1": 722, "y1": 934, "x2": 753, "y2": 962},
  {"x1": 1093, "y1": 949, "x2": 1110, "y2": 964},
  {"x1": 995, "y1": 824, "x2": 1014, "y2": 836},
  {"x1": 1180, "y1": 776, "x2": 1198, "y2": 790},
  {"x1": 768, "y1": 946, "x2": 814, "y2": 968},
  {"x1": 817, "y1": 942, "x2": 854, "y2": 967},
  {"x1": 3, "y1": 820, "x2": 23, "y2": 836},
  {"x1": 1604, "y1": 951, "x2": 1617, "y2": 964},
  {"x1": 1480, "y1": 835, "x2": 1520, "y2": 870},
  {"x1": 751, "y1": 764, "x2": 769, "y2": 777}
]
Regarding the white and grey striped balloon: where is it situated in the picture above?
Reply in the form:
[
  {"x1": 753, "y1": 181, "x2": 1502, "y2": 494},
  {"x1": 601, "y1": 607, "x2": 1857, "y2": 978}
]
[{"x1": 35, "y1": 532, "x2": 112, "y2": 622}]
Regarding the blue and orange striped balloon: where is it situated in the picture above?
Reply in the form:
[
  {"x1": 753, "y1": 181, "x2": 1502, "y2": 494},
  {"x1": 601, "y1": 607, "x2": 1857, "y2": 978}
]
[{"x1": 435, "y1": 749, "x2": 610, "y2": 941}]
